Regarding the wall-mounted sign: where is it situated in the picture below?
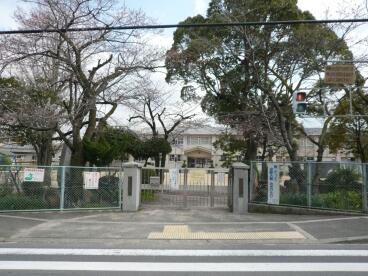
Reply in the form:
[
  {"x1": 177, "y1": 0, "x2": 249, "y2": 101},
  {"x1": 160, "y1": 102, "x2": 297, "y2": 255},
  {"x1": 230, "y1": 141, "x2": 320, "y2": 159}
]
[
  {"x1": 267, "y1": 163, "x2": 280, "y2": 205},
  {"x1": 23, "y1": 168, "x2": 45, "y2": 182},
  {"x1": 83, "y1": 172, "x2": 100, "y2": 189}
]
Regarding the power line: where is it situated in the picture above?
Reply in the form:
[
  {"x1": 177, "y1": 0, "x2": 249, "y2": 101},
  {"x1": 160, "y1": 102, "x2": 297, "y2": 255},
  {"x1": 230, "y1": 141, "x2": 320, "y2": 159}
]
[{"x1": 1, "y1": 18, "x2": 368, "y2": 35}]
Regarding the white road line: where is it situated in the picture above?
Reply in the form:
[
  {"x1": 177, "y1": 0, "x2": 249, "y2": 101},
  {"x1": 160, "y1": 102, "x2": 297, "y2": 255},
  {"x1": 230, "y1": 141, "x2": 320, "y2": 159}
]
[
  {"x1": 1, "y1": 248, "x2": 368, "y2": 257},
  {"x1": 0, "y1": 261, "x2": 368, "y2": 272},
  {"x1": 292, "y1": 216, "x2": 365, "y2": 224},
  {"x1": 0, "y1": 214, "x2": 48, "y2": 222},
  {"x1": 287, "y1": 222, "x2": 317, "y2": 240}
]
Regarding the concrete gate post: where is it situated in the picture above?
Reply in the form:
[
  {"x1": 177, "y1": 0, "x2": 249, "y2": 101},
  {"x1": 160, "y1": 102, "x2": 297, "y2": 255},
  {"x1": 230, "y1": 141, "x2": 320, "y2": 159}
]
[
  {"x1": 231, "y1": 162, "x2": 250, "y2": 214},
  {"x1": 122, "y1": 162, "x2": 142, "y2": 212}
]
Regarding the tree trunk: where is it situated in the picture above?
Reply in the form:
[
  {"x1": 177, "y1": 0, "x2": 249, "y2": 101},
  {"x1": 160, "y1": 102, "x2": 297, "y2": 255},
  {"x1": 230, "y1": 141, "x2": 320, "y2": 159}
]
[
  {"x1": 160, "y1": 154, "x2": 167, "y2": 168},
  {"x1": 67, "y1": 142, "x2": 86, "y2": 207},
  {"x1": 154, "y1": 154, "x2": 160, "y2": 168},
  {"x1": 312, "y1": 145, "x2": 325, "y2": 194},
  {"x1": 35, "y1": 136, "x2": 54, "y2": 167},
  {"x1": 245, "y1": 136, "x2": 257, "y2": 164}
]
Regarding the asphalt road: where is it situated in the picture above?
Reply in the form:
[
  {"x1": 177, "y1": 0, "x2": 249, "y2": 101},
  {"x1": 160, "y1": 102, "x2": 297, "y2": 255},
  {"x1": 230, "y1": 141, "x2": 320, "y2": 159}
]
[
  {"x1": 0, "y1": 247, "x2": 368, "y2": 275},
  {"x1": 1, "y1": 210, "x2": 368, "y2": 274}
]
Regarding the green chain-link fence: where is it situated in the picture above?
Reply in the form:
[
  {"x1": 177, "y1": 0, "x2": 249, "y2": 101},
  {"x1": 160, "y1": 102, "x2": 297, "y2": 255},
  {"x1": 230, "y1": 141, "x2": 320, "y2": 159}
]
[
  {"x1": 250, "y1": 161, "x2": 368, "y2": 212},
  {"x1": 0, "y1": 165, "x2": 122, "y2": 212}
]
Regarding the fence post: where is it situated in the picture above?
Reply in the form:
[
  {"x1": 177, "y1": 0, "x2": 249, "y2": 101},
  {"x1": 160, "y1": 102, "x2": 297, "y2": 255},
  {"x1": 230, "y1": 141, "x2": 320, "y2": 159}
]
[
  {"x1": 59, "y1": 166, "x2": 65, "y2": 211},
  {"x1": 118, "y1": 167, "x2": 123, "y2": 209},
  {"x1": 362, "y1": 164, "x2": 367, "y2": 213},
  {"x1": 307, "y1": 162, "x2": 312, "y2": 208},
  {"x1": 122, "y1": 162, "x2": 142, "y2": 212},
  {"x1": 231, "y1": 162, "x2": 249, "y2": 214},
  {"x1": 183, "y1": 169, "x2": 188, "y2": 208},
  {"x1": 210, "y1": 170, "x2": 215, "y2": 208},
  {"x1": 249, "y1": 161, "x2": 255, "y2": 202}
]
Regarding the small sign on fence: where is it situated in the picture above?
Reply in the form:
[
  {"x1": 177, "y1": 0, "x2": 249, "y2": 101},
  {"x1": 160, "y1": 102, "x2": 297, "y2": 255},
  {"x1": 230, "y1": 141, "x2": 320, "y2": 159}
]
[
  {"x1": 217, "y1": 172, "x2": 225, "y2": 185},
  {"x1": 23, "y1": 168, "x2": 45, "y2": 182},
  {"x1": 83, "y1": 172, "x2": 100, "y2": 189},
  {"x1": 149, "y1": 176, "x2": 160, "y2": 186},
  {"x1": 267, "y1": 163, "x2": 280, "y2": 205}
]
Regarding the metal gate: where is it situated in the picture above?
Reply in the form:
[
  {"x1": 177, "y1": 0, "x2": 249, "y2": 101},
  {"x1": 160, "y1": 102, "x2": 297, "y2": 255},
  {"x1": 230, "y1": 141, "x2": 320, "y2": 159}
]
[{"x1": 141, "y1": 167, "x2": 231, "y2": 208}]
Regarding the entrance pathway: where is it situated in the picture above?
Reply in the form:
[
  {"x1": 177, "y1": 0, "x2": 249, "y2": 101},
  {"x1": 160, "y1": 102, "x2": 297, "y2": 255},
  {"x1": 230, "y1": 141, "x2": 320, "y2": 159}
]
[{"x1": 0, "y1": 208, "x2": 367, "y2": 247}]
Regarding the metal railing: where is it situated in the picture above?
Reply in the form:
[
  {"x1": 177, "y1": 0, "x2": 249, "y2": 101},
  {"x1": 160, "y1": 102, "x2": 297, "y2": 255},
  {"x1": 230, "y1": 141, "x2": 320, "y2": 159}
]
[
  {"x1": 0, "y1": 165, "x2": 122, "y2": 212},
  {"x1": 250, "y1": 161, "x2": 368, "y2": 213},
  {"x1": 140, "y1": 167, "x2": 230, "y2": 208}
]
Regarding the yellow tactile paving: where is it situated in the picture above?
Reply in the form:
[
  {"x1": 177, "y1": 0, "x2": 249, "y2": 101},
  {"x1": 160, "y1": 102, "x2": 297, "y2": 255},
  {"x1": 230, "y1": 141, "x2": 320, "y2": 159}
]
[
  {"x1": 162, "y1": 225, "x2": 189, "y2": 234},
  {"x1": 147, "y1": 225, "x2": 306, "y2": 240}
]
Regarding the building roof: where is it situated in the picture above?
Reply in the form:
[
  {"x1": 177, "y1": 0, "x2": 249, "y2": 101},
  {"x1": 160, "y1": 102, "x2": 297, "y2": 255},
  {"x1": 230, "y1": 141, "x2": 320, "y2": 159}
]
[
  {"x1": 179, "y1": 126, "x2": 224, "y2": 135},
  {"x1": 0, "y1": 143, "x2": 35, "y2": 154}
]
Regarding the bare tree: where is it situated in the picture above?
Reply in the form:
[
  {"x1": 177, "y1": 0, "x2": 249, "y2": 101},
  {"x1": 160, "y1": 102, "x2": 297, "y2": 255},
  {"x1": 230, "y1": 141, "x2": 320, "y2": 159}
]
[
  {"x1": 127, "y1": 78, "x2": 197, "y2": 167},
  {"x1": 0, "y1": 0, "x2": 162, "y2": 166}
]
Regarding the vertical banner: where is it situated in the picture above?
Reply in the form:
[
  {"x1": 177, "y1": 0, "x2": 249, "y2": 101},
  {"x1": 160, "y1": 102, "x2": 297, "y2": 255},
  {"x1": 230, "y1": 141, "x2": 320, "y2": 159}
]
[
  {"x1": 267, "y1": 163, "x2": 280, "y2": 205},
  {"x1": 169, "y1": 168, "x2": 179, "y2": 190}
]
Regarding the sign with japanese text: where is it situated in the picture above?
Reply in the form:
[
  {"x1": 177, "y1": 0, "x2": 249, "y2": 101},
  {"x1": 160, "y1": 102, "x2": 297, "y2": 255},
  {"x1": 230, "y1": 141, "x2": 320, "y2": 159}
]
[
  {"x1": 267, "y1": 163, "x2": 280, "y2": 205},
  {"x1": 325, "y1": 64, "x2": 356, "y2": 85},
  {"x1": 169, "y1": 169, "x2": 179, "y2": 190},
  {"x1": 23, "y1": 168, "x2": 45, "y2": 182},
  {"x1": 83, "y1": 172, "x2": 100, "y2": 189}
]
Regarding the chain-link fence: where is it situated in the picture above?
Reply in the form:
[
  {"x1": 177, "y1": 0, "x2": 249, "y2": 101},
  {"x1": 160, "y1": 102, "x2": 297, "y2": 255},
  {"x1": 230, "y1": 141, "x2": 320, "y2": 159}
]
[
  {"x1": 0, "y1": 165, "x2": 122, "y2": 212},
  {"x1": 250, "y1": 161, "x2": 368, "y2": 212}
]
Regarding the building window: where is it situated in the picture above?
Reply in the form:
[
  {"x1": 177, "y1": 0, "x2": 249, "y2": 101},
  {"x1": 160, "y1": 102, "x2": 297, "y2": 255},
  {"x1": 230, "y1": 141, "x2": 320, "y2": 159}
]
[
  {"x1": 169, "y1": 154, "x2": 181, "y2": 161},
  {"x1": 188, "y1": 136, "x2": 211, "y2": 145},
  {"x1": 188, "y1": 136, "x2": 197, "y2": 145},
  {"x1": 201, "y1": 136, "x2": 211, "y2": 145},
  {"x1": 171, "y1": 137, "x2": 184, "y2": 145}
]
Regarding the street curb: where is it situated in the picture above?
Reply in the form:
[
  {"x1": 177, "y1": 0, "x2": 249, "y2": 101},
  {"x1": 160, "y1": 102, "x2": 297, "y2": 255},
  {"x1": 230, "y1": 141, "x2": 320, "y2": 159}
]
[{"x1": 249, "y1": 203, "x2": 368, "y2": 216}]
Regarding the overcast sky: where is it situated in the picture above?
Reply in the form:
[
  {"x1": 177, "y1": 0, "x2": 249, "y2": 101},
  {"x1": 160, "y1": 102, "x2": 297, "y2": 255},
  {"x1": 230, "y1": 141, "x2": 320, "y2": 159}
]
[
  {"x1": 1, "y1": 0, "x2": 366, "y2": 30},
  {"x1": 0, "y1": 0, "x2": 367, "y2": 128}
]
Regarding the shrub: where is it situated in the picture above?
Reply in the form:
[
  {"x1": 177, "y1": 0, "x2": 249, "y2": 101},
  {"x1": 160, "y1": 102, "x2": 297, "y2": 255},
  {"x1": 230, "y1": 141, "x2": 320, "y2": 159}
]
[
  {"x1": 253, "y1": 182, "x2": 267, "y2": 202},
  {"x1": 280, "y1": 193, "x2": 307, "y2": 206},
  {"x1": 141, "y1": 190, "x2": 155, "y2": 201},
  {"x1": 313, "y1": 191, "x2": 362, "y2": 211},
  {"x1": 323, "y1": 167, "x2": 361, "y2": 192},
  {"x1": 96, "y1": 175, "x2": 119, "y2": 204},
  {"x1": 269, "y1": 189, "x2": 363, "y2": 211},
  {"x1": 21, "y1": 181, "x2": 44, "y2": 197},
  {"x1": 0, "y1": 194, "x2": 45, "y2": 210}
]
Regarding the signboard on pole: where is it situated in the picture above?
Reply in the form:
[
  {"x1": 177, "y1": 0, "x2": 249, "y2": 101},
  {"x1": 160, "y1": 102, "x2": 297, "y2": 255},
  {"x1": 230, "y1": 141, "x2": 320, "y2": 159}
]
[
  {"x1": 267, "y1": 163, "x2": 280, "y2": 205},
  {"x1": 83, "y1": 172, "x2": 100, "y2": 189},
  {"x1": 169, "y1": 168, "x2": 179, "y2": 190},
  {"x1": 23, "y1": 168, "x2": 45, "y2": 182},
  {"x1": 325, "y1": 64, "x2": 356, "y2": 85}
]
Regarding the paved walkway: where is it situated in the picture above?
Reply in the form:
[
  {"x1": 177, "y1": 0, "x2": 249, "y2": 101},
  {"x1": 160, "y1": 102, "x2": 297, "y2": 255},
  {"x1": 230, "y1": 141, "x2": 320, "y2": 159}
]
[{"x1": 0, "y1": 208, "x2": 367, "y2": 247}]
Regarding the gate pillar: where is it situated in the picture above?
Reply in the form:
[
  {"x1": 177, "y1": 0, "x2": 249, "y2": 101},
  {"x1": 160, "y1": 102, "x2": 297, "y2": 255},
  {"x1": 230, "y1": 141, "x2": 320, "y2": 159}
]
[
  {"x1": 122, "y1": 162, "x2": 142, "y2": 212},
  {"x1": 231, "y1": 162, "x2": 249, "y2": 214}
]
